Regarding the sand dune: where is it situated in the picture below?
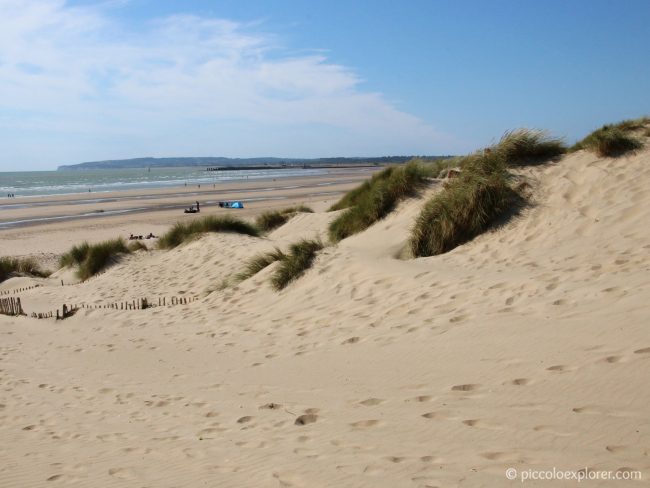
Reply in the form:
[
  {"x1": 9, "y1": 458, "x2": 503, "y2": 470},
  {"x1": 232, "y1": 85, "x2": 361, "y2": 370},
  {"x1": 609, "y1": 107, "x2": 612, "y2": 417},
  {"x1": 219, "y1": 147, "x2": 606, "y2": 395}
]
[{"x1": 1, "y1": 147, "x2": 649, "y2": 487}]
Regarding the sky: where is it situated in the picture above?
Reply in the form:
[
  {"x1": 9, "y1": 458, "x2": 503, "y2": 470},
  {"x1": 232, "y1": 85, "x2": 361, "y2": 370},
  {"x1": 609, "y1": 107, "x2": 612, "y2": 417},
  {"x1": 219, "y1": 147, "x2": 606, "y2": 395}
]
[{"x1": 1, "y1": 0, "x2": 649, "y2": 170}]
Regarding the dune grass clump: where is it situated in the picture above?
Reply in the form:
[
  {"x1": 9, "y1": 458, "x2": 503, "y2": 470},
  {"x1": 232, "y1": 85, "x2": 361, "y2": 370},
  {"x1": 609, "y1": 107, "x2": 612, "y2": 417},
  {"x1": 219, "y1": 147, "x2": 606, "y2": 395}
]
[
  {"x1": 328, "y1": 161, "x2": 433, "y2": 242},
  {"x1": 60, "y1": 238, "x2": 130, "y2": 280},
  {"x1": 410, "y1": 150, "x2": 519, "y2": 257},
  {"x1": 158, "y1": 215, "x2": 259, "y2": 249},
  {"x1": 59, "y1": 241, "x2": 91, "y2": 268},
  {"x1": 255, "y1": 205, "x2": 314, "y2": 232},
  {"x1": 496, "y1": 129, "x2": 566, "y2": 165},
  {"x1": 270, "y1": 239, "x2": 323, "y2": 291},
  {"x1": 234, "y1": 248, "x2": 286, "y2": 282},
  {"x1": 288, "y1": 205, "x2": 314, "y2": 214},
  {"x1": 328, "y1": 168, "x2": 397, "y2": 212},
  {"x1": 0, "y1": 257, "x2": 49, "y2": 283},
  {"x1": 572, "y1": 118, "x2": 648, "y2": 157},
  {"x1": 127, "y1": 240, "x2": 148, "y2": 252},
  {"x1": 63, "y1": 238, "x2": 130, "y2": 281}
]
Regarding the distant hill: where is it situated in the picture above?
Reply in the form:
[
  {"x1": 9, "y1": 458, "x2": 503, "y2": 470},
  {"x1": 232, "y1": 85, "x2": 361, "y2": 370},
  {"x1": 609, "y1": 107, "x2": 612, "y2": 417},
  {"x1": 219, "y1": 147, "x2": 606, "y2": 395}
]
[{"x1": 57, "y1": 156, "x2": 449, "y2": 171}]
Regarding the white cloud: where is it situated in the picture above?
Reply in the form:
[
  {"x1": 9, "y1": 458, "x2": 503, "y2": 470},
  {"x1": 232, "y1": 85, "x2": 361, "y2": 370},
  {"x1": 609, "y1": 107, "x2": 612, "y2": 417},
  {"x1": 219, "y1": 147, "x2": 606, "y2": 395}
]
[{"x1": 0, "y1": 0, "x2": 450, "y2": 168}]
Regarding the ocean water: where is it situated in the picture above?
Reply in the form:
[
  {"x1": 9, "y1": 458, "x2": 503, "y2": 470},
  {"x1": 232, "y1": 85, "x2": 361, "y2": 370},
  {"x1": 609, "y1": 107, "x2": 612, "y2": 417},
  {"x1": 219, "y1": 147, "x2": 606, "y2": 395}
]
[{"x1": 0, "y1": 167, "x2": 327, "y2": 198}]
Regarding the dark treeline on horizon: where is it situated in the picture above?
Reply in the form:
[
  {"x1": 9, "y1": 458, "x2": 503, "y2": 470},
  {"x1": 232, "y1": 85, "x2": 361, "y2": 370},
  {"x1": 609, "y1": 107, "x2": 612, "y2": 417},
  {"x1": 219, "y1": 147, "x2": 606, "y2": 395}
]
[{"x1": 57, "y1": 155, "x2": 452, "y2": 171}]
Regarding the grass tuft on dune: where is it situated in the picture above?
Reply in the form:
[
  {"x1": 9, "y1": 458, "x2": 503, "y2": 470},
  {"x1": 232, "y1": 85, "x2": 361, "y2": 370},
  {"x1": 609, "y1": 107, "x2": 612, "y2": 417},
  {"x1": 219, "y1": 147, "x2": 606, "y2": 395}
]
[
  {"x1": 410, "y1": 151, "x2": 517, "y2": 257},
  {"x1": 496, "y1": 129, "x2": 566, "y2": 165},
  {"x1": 158, "y1": 215, "x2": 259, "y2": 249},
  {"x1": 409, "y1": 128, "x2": 563, "y2": 257},
  {"x1": 235, "y1": 248, "x2": 286, "y2": 282},
  {"x1": 60, "y1": 238, "x2": 131, "y2": 280},
  {"x1": 271, "y1": 239, "x2": 323, "y2": 290},
  {"x1": 572, "y1": 117, "x2": 648, "y2": 157},
  {"x1": 255, "y1": 205, "x2": 314, "y2": 232},
  {"x1": 127, "y1": 240, "x2": 149, "y2": 252},
  {"x1": 0, "y1": 257, "x2": 50, "y2": 283},
  {"x1": 59, "y1": 242, "x2": 90, "y2": 268},
  {"x1": 328, "y1": 161, "x2": 433, "y2": 242}
]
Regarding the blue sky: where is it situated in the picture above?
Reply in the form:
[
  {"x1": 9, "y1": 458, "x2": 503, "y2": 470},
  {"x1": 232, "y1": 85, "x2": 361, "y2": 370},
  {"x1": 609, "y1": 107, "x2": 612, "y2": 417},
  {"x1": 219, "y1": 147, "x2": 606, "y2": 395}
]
[{"x1": 1, "y1": 0, "x2": 649, "y2": 170}]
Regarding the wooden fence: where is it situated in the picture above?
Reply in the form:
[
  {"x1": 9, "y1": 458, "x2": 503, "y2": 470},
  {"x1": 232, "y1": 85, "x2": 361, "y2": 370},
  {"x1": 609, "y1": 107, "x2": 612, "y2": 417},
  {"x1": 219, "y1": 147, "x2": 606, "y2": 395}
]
[
  {"x1": 0, "y1": 297, "x2": 24, "y2": 316},
  {"x1": 0, "y1": 284, "x2": 41, "y2": 296},
  {"x1": 25, "y1": 295, "x2": 198, "y2": 320}
]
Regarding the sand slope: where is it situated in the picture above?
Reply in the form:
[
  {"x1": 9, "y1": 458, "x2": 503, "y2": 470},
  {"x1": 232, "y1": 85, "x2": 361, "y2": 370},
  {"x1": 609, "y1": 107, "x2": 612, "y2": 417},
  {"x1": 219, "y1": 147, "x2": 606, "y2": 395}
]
[{"x1": 1, "y1": 148, "x2": 649, "y2": 487}]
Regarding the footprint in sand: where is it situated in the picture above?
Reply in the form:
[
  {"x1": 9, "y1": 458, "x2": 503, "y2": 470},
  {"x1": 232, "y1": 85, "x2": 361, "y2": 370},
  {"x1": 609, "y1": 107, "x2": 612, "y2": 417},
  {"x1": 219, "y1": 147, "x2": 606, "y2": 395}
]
[
  {"x1": 108, "y1": 465, "x2": 141, "y2": 480},
  {"x1": 546, "y1": 364, "x2": 574, "y2": 373},
  {"x1": 272, "y1": 471, "x2": 305, "y2": 487},
  {"x1": 406, "y1": 395, "x2": 433, "y2": 403},
  {"x1": 350, "y1": 419, "x2": 380, "y2": 428},
  {"x1": 451, "y1": 384, "x2": 480, "y2": 392},
  {"x1": 572, "y1": 406, "x2": 601, "y2": 415},
  {"x1": 294, "y1": 414, "x2": 317, "y2": 426},
  {"x1": 385, "y1": 456, "x2": 407, "y2": 463},
  {"x1": 481, "y1": 451, "x2": 527, "y2": 462},
  {"x1": 259, "y1": 402, "x2": 282, "y2": 410},
  {"x1": 421, "y1": 411, "x2": 447, "y2": 420},
  {"x1": 605, "y1": 445, "x2": 629, "y2": 453},
  {"x1": 634, "y1": 347, "x2": 650, "y2": 354},
  {"x1": 359, "y1": 398, "x2": 384, "y2": 407},
  {"x1": 236, "y1": 416, "x2": 253, "y2": 424},
  {"x1": 509, "y1": 378, "x2": 531, "y2": 386},
  {"x1": 601, "y1": 355, "x2": 624, "y2": 364},
  {"x1": 342, "y1": 336, "x2": 360, "y2": 345},
  {"x1": 463, "y1": 419, "x2": 501, "y2": 429}
]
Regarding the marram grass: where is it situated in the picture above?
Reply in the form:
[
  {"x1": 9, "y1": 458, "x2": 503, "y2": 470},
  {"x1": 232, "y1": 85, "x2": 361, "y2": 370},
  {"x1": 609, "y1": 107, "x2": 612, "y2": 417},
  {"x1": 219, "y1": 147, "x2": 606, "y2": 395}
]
[
  {"x1": 128, "y1": 240, "x2": 148, "y2": 252},
  {"x1": 60, "y1": 238, "x2": 130, "y2": 280},
  {"x1": 234, "y1": 248, "x2": 286, "y2": 282},
  {"x1": 255, "y1": 205, "x2": 314, "y2": 232},
  {"x1": 158, "y1": 215, "x2": 259, "y2": 249},
  {"x1": 409, "y1": 152, "x2": 516, "y2": 257},
  {"x1": 0, "y1": 257, "x2": 50, "y2": 283},
  {"x1": 328, "y1": 161, "x2": 434, "y2": 242},
  {"x1": 496, "y1": 129, "x2": 566, "y2": 165},
  {"x1": 408, "y1": 127, "x2": 564, "y2": 258},
  {"x1": 571, "y1": 117, "x2": 648, "y2": 157},
  {"x1": 270, "y1": 239, "x2": 323, "y2": 290}
]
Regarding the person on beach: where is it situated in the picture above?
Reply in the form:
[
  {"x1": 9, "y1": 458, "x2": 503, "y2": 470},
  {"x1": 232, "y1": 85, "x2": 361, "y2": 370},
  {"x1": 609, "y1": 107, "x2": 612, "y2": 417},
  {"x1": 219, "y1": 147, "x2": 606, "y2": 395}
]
[{"x1": 196, "y1": 201, "x2": 200, "y2": 212}]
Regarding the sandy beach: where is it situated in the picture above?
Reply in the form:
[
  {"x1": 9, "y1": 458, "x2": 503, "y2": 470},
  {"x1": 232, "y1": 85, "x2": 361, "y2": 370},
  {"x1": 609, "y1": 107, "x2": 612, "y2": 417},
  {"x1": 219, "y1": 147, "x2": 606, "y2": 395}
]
[
  {"x1": 0, "y1": 168, "x2": 376, "y2": 270},
  {"x1": 1, "y1": 146, "x2": 649, "y2": 488}
]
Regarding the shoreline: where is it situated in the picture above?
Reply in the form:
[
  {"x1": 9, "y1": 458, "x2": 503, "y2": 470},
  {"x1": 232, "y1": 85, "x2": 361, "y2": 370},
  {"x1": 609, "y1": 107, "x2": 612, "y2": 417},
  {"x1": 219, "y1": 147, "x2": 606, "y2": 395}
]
[
  {"x1": 0, "y1": 169, "x2": 376, "y2": 267},
  {"x1": 1, "y1": 166, "x2": 381, "y2": 199},
  {"x1": 0, "y1": 182, "x2": 367, "y2": 230}
]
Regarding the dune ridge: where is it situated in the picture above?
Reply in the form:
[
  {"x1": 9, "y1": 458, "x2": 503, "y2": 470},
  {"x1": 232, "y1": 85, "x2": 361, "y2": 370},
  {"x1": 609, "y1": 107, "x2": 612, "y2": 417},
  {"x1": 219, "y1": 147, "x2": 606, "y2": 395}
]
[{"x1": 1, "y1": 138, "x2": 649, "y2": 486}]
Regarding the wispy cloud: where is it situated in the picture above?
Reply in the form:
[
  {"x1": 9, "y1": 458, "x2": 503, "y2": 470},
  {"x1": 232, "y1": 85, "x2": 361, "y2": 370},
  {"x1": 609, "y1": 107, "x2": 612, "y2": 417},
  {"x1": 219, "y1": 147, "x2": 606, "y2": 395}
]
[{"x1": 0, "y1": 0, "x2": 448, "y2": 168}]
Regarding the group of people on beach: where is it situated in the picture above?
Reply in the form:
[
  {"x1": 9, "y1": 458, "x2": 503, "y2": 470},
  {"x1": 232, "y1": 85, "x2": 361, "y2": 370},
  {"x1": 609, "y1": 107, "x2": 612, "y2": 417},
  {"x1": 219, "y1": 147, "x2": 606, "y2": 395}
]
[
  {"x1": 184, "y1": 201, "x2": 200, "y2": 213},
  {"x1": 129, "y1": 233, "x2": 157, "y2": 240},
  {"x1": 6, "y1": 193, "x2": 16, "y2": 198}
]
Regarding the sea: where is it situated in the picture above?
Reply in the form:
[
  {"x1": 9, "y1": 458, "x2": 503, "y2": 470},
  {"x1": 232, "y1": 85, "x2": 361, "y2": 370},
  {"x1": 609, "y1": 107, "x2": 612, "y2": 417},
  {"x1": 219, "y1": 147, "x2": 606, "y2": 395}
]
[{"x1": 0, "y1": 167, "x2": 328, "y2": 198}]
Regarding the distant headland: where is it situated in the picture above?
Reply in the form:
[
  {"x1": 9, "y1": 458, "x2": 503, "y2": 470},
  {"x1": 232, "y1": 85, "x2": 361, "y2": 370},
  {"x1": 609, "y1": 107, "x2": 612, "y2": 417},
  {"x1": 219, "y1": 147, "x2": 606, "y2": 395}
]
[{"x1": 57, "y1": 156, "x2": 449, "y2": 171}]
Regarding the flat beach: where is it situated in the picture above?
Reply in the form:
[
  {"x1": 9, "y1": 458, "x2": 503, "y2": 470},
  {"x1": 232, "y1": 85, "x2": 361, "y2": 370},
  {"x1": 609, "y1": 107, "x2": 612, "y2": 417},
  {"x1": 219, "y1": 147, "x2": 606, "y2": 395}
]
[{"x1": 0, "y1": 168, "x2": 375, "y2": 269}]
